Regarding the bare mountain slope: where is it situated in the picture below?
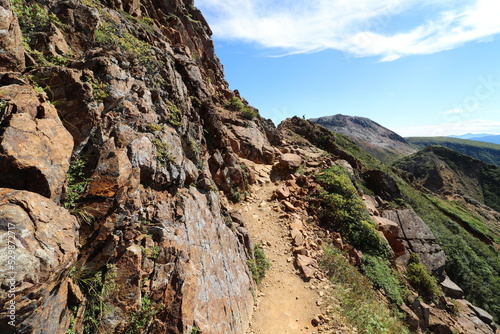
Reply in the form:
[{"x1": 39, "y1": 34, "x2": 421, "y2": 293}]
[{"x1": 311, "y1": 114, "x2": 416, "y2": 163}]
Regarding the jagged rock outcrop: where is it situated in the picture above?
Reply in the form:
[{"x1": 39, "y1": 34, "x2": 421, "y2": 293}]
[{"x1": 0, "y1": 189, "x2": 79, "y2": 333}]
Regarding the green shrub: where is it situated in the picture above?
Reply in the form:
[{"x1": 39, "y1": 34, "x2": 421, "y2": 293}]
[
  {"x1": 126, "y1": 295, "x2": 162, "y2": 334},
  {"x1": 247, "y1": 244, "x2": 271, "y2": 285},
  {"x1": 363, "y1": 255, "x2": 408, "y2": 305},
  {"x1": 146, "y1": 123, "x2": 163, "y2": 133},
  {"x1": 167, "y1": 103, "x2": 182, "y2": 126},
  {"x1": 70, "y1": 264, "x2": 117, "y2": 334},
  {"x1": 319, "y1": 246, "x2": 410, "y2": 334},
  {"x1": 406, "y1": 253, "x2": 441, "y2": 302},
  {"x1": 315, "y1": 165, "x2": 390, "y2": 257},
  {"x1": 241, "y1": 107, "x2": 258, "y2": 120},
  {"x1": 225, "y1": 96, "x2": 245, "y2": 111}
]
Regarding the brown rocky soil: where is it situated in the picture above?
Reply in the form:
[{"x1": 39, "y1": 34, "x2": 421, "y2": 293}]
[{"x1": 232, "y1": 162, "x2": 347, "y2": 334}]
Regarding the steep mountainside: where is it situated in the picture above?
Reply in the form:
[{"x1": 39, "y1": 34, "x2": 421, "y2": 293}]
[
  {"x1": 406, "y1": 137, "x2": 500, "y2": 166},
  {"x1": 1, "y1": 0, "x2": 500, "y2": 333},
  {"x1": 395, "y1": 146, "x2": 500, "y2": 212},
  {"x1": 0, "y1": 0, "x2": 280, "y2": 332},
  {"x1": 280, "y1": 117, "x2": 500, "y2": 330},
  {"x1": 311, "y1": 114, "x2": 416, "y2": 163}
]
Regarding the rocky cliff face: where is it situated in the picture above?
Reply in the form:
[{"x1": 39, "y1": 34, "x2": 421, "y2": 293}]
[
  {"x1": 311, "y1": 114, "x2": 417, "y2": 163},
  {"x1": 0, "y1": 0, "x2": 279, "y2": 332}
]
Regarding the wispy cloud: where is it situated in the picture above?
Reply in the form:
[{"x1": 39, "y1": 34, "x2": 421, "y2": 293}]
[
  {"x1": 398, "y1": 118, "x2": 500, "y2": 137},
  {"x1": 195, "y1": 0, "x2": 500, "y2": 61},
  {"x1": 441, "y1": 108, "x2": 465, "y2": 115}
]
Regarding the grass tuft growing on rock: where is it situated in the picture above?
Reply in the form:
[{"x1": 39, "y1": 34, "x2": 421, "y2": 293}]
[
  {"x1": 65, "y1": 156, "x2": 90, "y2": 209},
  {"x1": 247, "y1": 243, "x2": 271, "y2": 285}
]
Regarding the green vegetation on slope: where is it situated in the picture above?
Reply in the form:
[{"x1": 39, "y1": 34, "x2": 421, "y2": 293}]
[
  {"x1": 310, "y1": 124, "x2": 500, "y2": 322},
  {"x1": 406, "y1": 136, "x2": 500, "y2": 166},
  {"x1": 395, "y1": 177, "x2": 500, "y2": 321},
  {"x1": 315, "y1": 165, "x2": 391, "y2": 258},
  {"x1": 320, "y1": 246, "x2": 410, "y2": 334}
]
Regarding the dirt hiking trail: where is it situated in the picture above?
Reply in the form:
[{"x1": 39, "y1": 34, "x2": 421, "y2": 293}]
[{"x1": 233, "y1": 163, "x2": 347, "y2": 334}]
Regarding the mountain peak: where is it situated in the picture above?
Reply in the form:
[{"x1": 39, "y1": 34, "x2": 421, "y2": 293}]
[{"x1": 310, "y1": 114, "x2": 416, "y2": 163}]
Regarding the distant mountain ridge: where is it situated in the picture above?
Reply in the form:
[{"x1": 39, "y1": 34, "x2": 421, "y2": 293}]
[
  {"x1": 406, "y1": 137, "x2": 500, "y2": 166},
  {"x1": 310, "y1": 114, "x2": 416, "y2": 163},
  {"x1": 395, "y1": 145, "x2": 500, "y2": 212}
]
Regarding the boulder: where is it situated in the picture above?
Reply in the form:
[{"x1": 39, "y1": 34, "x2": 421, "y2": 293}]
[
  {"x1": 278, "y1": 153, "x2": 302, "y2": 169},
  {"x1": 0, "y1": 189, "x2": 79, "y2": 333},
  {"x1": 373, "y1": 216, "x2": 406, "y2": 256},
  {"x1": 469, "y1": 304, "x2": 495, "y2": 325},
  {"x1": 440, "y1": 276, "x2": 464, "y2": 299},
  {"x1": 0, "y1": 84, "x2": 73, "y2": 201},
  {"x1": 382, "y1": 209, "x2": 446, "y2": 275}
]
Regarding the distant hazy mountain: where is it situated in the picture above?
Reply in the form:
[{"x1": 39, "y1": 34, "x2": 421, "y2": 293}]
[
  {"x1": 469, "y1": 135, "x2": 500, "y2": 145},
  {"x1": 449, "y1": 133, "x2": 492, "y2": 139},
  {"x1": 310, "y1": 114, "x2": 416, "y2": 163},
  {"x1": 406, "y1": 137, "x2": 500, "y2": 166},
  {"x1": 450, "y1": 133, "x2": 500, "y2": 144}
]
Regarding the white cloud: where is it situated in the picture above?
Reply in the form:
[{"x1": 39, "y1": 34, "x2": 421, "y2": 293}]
[
  {"x1": 398, "y1": 118, "x2": 500, "y2": 137},
  {"x1": 441, "y1": 108, "x2": 465, "y2": 115},
  {"x1": 195, "y1": 0, "x2": 500, "y2": 60}
]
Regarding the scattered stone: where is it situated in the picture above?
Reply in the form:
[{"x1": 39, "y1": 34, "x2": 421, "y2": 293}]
[
  {"x1": 311, "y1": 315, "x2": 321, "y2": 327},
  {"x1": 275, "y1": 185, "x2": 291, "y2": 199},
  {"x1": 282, "y1": 200, "x2": 297, "y2": 212}
]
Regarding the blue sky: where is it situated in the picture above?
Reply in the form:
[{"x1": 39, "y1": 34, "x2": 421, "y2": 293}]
[{"x1": 194, "y1": 0, "x2": 500, "y2": 137}]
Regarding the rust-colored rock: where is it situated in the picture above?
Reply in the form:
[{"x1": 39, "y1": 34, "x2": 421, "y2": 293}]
[
  {"x1": 282, "y1": 200, "x2": 297, "y2": 212},
  {"x1": 87, "y1": 139, "x2": 133, "y2": 197},
  {"x1": 0, "y1": 189, "x2": 78, "y2": 333},
  {"x1": 373, "y1": 215, "x2": 406, "y2": 256},
  {"x1": 278, "y1": 153, "x2": 302, "y2": 169},
  {"x1": 275, "y1": 184, "x2": 290, "y2": 199},
  {"x1": 0, "y1": 84, "x2": 73, "y2": 201},
  {"x1": 0, "y1": 0, "x2": 25, "y2": 72},
  {"x1": 296, "y1": 254, "x2": 317, "y2": 279}
]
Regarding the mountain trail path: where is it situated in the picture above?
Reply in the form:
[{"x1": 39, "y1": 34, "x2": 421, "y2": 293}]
[{"x1": 233, "y1": 163, "x2": 339, "y2": 334}]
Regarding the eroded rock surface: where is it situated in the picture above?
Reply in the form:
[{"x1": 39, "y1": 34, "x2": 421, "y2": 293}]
[
  {"x1": 0, "y1": 189, "x2": 79, "y2": 333},
  {"x1": 0, "y1": 84, "x2": 73, "y2": 201}
]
